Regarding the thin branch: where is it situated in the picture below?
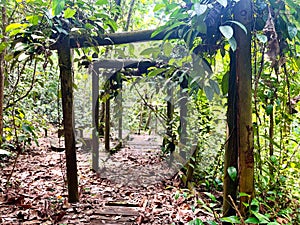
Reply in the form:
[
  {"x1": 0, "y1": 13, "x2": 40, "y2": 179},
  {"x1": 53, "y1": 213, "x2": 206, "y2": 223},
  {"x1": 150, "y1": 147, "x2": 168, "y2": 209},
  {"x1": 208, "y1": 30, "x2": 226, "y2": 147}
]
[
  {"x1": 130, "y1": 76, "x2": 168, "y2": 130},
  {"x1": 228, "y1": 195, "x2": 245, "y2": 225},
  {"x1": 125, "y1": 0, "x2": 135, "y2": 31},
  {"x1": 4, "y1": 60, "x2": 37, "y2": 110}
]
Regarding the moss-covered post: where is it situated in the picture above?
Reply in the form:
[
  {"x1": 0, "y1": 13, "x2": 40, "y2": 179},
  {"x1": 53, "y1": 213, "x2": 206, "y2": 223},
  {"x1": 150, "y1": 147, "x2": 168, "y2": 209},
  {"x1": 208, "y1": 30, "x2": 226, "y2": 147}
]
[{"x1": 57, "y1": 35, "x2": 79, "y2": 203}]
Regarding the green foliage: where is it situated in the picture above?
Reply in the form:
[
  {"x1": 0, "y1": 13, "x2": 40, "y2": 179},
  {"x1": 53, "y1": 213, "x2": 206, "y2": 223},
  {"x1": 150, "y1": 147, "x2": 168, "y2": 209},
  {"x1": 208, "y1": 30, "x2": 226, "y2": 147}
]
[
  {"x1": 251, "y1": 0, "x2": 300, "y2": 222},
  {"x1": 227, "y1": 166, "x2": 237, "y2": 181}
]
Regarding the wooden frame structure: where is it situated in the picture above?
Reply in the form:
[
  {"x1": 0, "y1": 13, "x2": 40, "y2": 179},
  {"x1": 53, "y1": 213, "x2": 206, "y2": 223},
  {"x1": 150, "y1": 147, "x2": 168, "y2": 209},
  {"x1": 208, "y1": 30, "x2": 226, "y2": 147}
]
[
  {"x1": 55, "y1": 9, "x2": 253, "y2": 213},
  {"x1": 56, "y1": 30, "x2": 181, "y2": 202},
  {"x1": 90, "y1": 59, "x2": 158, "y2": 171}
]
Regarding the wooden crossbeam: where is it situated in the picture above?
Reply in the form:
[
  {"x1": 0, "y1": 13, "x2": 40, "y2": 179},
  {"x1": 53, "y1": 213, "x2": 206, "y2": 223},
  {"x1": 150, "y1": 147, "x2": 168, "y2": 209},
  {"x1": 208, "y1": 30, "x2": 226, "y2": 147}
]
[{"x1": 51, "y1": 29, "x2": 180, "y2": 49}]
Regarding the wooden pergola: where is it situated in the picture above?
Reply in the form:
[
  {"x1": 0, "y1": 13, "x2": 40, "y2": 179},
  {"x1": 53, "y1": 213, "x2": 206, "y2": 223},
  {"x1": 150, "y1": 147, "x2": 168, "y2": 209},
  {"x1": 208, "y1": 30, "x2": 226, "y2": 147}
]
[
  {"x1": 90, "y1": 59, "x2": 161, "y2": 170},
  {"x1": 55, "y1": 2, "x2": 253, "y2": 216},
  {"x1": 55, "y1": 29, "x2": 182, "y2": 202}
]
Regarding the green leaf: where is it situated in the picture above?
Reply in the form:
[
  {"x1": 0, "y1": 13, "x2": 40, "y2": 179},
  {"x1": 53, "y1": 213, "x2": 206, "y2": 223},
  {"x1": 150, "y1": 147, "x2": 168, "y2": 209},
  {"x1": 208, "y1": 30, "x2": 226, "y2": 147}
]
[
  {"x1": 96, "y1": 0, "x2": 108, "y2": 5},
  {"x1": 216, "y1": 0, "x2": 227, "y2": 7},
  {"x1": 221, "y1": 72, "x2": 229, "y2": 95},
  {"x1": 64, "y1": 8, "x2": 76, "y2": 18},
  {"x1": 207, "y1": 221, "x2": 218, "y2": 225},
  {"x1": 194, "y1": 3, "x2": 207, "y2": 15},
  {"x1": 151, "y1": 25, "x2": 166, "y2": 38},
  {"x1": 288, "y1": 25, "x2": 298, "y2": 39},
  {"x1": 203, "y1": 192, "x2": 217, "y2": 202},
  {"x1": 252, "y1": 211, "x2": 270, "y2": 223},
  {"x1": 52, "y1": 0, "x2": 65, "y2": 16},
  {"x1": 4, "y1": 53, "x2": 14, "y2": 62},
  {"x1": 209, "y1": 79, "x2": 220, "y2": 95},
  {"x1": 256, "y1": 34, "x2": 268, "y2": 43},
  {"x1": 239, "y1": 192, "x2": 251, "y2": 197},
  {"x1": 154, "y1": 3, "x2": 165, "y2": 12},
  {"x1": 0, "y1": 149, "x2": 11, "y2": 156},
  {"x1": 22, "y1": 124, "x2": 36, "y2": 136},
  {"x1": 148, "y1": 68, "x2": 167, "y2": 77},
  {"x1": 140, "y1": 47, "x2": 160, "y2": 58},
  {"x1": 0, "y1": 43, "x2": 7, "y2": 53},
  {"x1": 188, "y1": 218, "x2": 205, "y2": 225},
  {"x1": 18, "y1": 52, "x2": 30, "y2": 61},
  {"x1": 228, "y1": 20, "x2": 247, "y2": 34},
  {"x1": 220, "y1": 216, "x2": 241, "y2": 224},
  {"x1": 163, "y1": 42, "x2": 173, "y2": 56},
  {"x1": 227, "y1": 166, "x2": 237, "y2": 181},
  {"x1": 5, "y1": 23, "x2": 28, "y2": 32},
  {"x1": 228, "y1": 37, "x2": 237, "y2": 51},
  {"x1": 245, "y1": 217, "x2": 260, "y2": 224},
  {"x1": 26, "y1": 15, "x2": 39, "y2": 25},
  {"x1": 267, "y1": 222, "x2": 280, "y2": 225},
  {"x1": 105, "y1": 18, "x2": 118, "y2": 32},
  {"x1": 219, "y1": 25, "x2": 233, "y2": 39},
  {"x1": 270, "y1": 155, "x2": 279, "y2": 166},
  {"x1": 265, "y1": 104, "x2": 273, "y2": 115},
  {"x1": 204, "y1": 86, "x2": 214, "y2": 101},
  {"x1": 250, "y1": 198, "x2": 260, "y2": 212}
]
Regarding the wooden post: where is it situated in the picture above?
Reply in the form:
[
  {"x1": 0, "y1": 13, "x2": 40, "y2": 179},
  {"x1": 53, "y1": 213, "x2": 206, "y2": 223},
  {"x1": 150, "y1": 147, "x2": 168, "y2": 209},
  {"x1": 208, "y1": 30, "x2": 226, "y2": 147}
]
[
  {"x1": 222, "y1": 50, "x2": 239, "y2": 218},
  {"x1": 234, "y1": 0, "x2": 254, "y2": 216},
  {"x1": 167, "y1": 86, "x2": 174, "y2": 137},
  {"x1": 105, "y1": 98, "x2": 110, "y2": 152},
  {"x1": 167, "y1": 85, "x2": 174, "y2": 164},
  {"x1": 223, "y1": 0, "x2": 253, "y2": 219},
  {"x1": 117, "y1": 81, "x2": 123, "y2": 142},
  {"x1": 179, "y1": 75, "x2": 188, "y2": 159},
  {"x1": 57, "y1": 35, "x2": 79, "y2": 203},
  {"x1": 92, "y1": 66, "x2": 99, "y2": 171}
]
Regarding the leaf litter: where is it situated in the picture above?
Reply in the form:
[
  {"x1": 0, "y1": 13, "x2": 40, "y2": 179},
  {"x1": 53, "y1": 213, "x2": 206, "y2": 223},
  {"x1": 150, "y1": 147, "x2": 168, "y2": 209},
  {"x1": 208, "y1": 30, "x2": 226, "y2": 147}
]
[{"x1": 0, "y1": 133, "x2": 218, "y2": 224}]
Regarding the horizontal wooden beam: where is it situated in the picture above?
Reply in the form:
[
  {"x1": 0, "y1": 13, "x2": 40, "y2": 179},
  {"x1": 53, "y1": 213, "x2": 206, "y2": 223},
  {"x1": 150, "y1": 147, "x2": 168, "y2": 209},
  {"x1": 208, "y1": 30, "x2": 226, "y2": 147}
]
[
  {"x1": 91, "y1": 59, "x2": 157, "y2": 70},
  {"x1": 51, "y1": 29, "x2": 180, "y2": 49}
]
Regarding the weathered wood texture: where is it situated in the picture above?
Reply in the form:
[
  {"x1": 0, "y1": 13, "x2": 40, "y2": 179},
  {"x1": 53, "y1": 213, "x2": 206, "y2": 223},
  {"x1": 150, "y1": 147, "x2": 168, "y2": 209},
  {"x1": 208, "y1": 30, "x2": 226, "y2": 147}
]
[
  {"x1": 57, "y1": 35, "x2": 79, "y2": 203},
  {"x1": 223, "y1": 0, "x2": 253, "y2": 218},
  {"x1": 51, "y1": 29, "x2": 180, "y2": 49},
  {"x1": 105, "y1": 99, "x2": 110, "y2": 152},
  {"x1": 92, "y1": 66, "x2": 99, "y2": 171},
  {"x1": 234, "y1": 0, "x2": 254, "y2": 216}
]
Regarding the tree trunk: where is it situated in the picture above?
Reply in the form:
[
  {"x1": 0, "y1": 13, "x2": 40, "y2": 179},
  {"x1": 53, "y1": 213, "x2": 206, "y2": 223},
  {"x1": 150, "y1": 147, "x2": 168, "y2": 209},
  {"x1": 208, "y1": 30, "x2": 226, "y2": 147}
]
[
  {"x1": 0, "y1": 5, "x2": 7, "y2": 143},
  {"x1": 57, "y1": 35, "x2": 79, "y2": 203},
  {"x1": 234, "y1": 0, "x2": 254, "y2": 217}
]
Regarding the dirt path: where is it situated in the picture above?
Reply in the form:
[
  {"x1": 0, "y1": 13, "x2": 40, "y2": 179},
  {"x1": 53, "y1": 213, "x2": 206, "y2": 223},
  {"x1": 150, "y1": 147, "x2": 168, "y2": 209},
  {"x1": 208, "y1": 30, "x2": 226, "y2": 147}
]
[{"x1": 0, "y1": 134, "x2": 216, "y2": 224}]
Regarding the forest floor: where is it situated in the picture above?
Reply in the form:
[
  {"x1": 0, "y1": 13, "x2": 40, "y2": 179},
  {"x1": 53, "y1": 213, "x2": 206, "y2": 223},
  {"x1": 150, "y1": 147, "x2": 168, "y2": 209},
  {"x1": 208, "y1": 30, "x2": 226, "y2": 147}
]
[{"x1": 0, "y1": 132, "x2": 221, "y2": 225}]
